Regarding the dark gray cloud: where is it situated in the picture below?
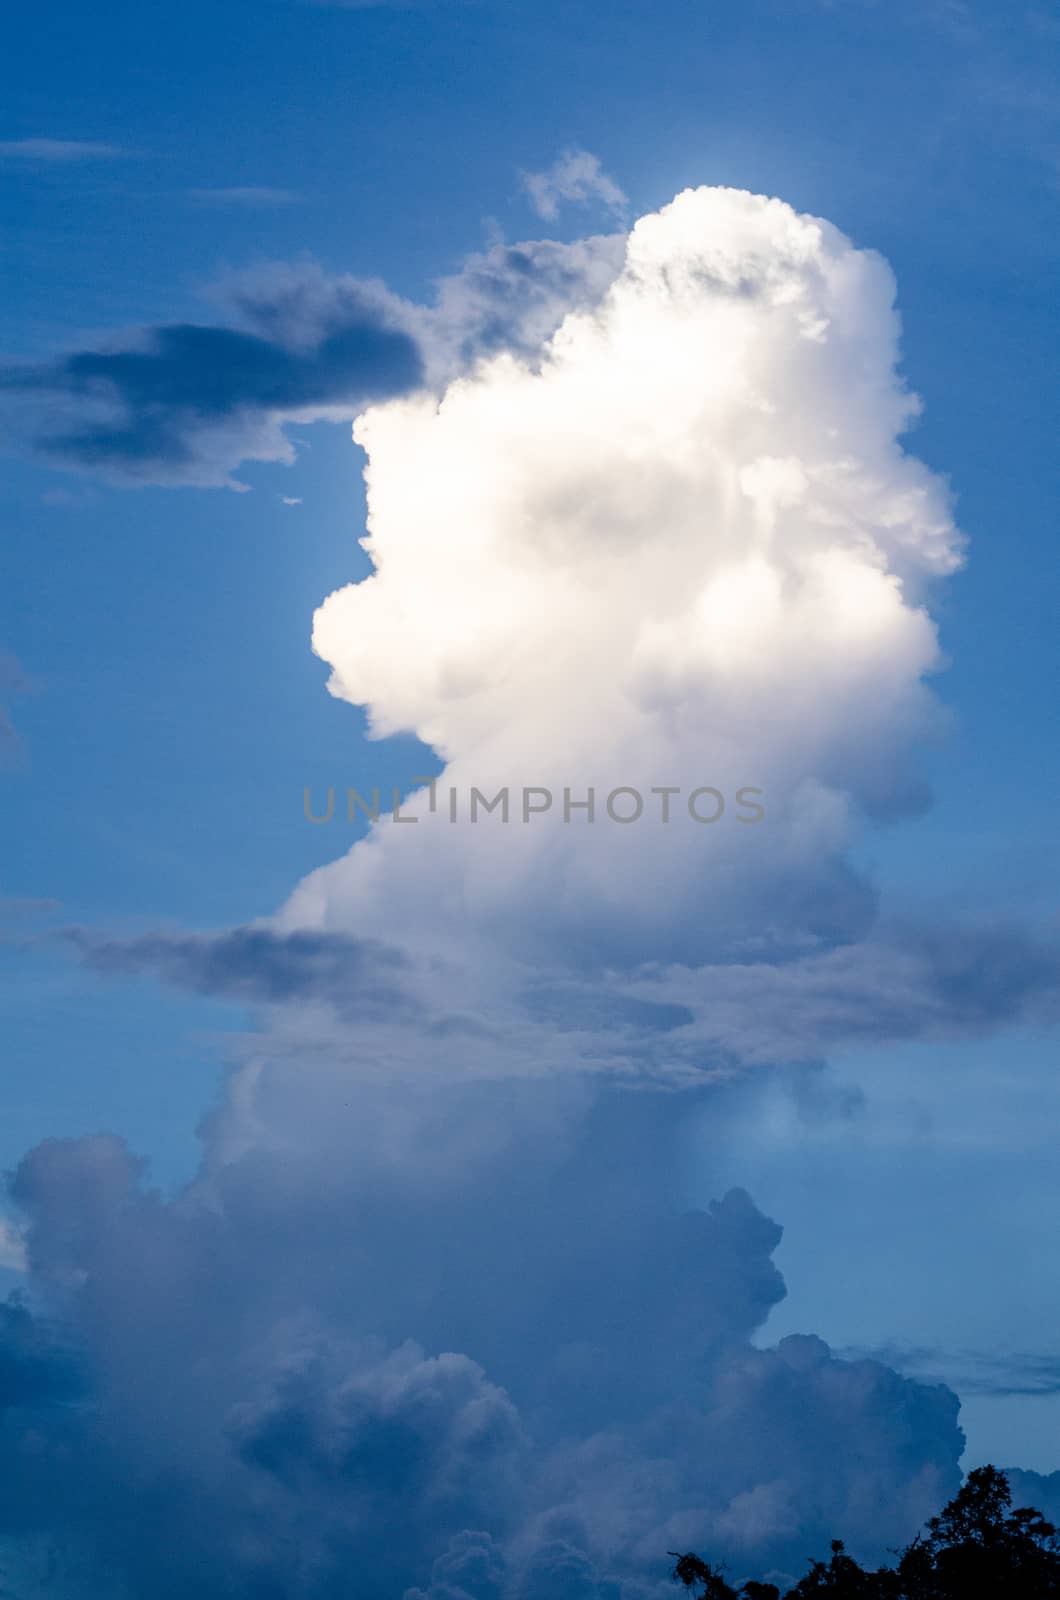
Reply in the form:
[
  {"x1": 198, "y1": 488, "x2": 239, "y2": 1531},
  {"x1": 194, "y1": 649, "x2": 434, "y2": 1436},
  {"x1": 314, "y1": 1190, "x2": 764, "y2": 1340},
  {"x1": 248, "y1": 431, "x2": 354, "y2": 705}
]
[
  {"x1": 0, "y1": 139, "x2": 129, "y2": 162},
  {"x1": 225, "y1": 1340, "x2": 526, "y2": 1598},
  {"x1": 427, "y1": 234, "x2": 625, "y2": 371},
  {"x1": 56, "y1": 913, "x2": 1060, "y2": 1085},
  {"x1": 0, "y1": 237, "x2": 625, "y2": 489},
  {"x1": 0, "y1": 894, "x2": 60, "y2": 919},
  {"x1": 1004, "y1": 1468, "x2": 1060, "y2": 1527},
  {"x1": 406, "y1": 1529, "x2": 509, "y2": 1600},
  {"x1": 841, "y1": 1341, "x2": 1060, "y2": 1399},
  {"x1": 302, "y1": 1, "x2": 458, "y2": 10},
  {"x1": 1, "y1": 294, "x2": 422, "y2": 488},
  {"x1": 0, "y1": 1085, "x2": 968, "y2": 1598},
  {"x1": 187, "y1": 186, "x2": 303, "y2": 207},
  {"x1": 0, "y1": 649, "x2": 29, "y2": 754},
  {"x1": 623, "y1": 917, "x2": 1060, "y2": 1075},
  {"x1": 0, "y1": 1298, "x2": 84, "y2": 1410},
  {"x1": 60, "y1": 924, "x2": 414, "y2": 1020}
]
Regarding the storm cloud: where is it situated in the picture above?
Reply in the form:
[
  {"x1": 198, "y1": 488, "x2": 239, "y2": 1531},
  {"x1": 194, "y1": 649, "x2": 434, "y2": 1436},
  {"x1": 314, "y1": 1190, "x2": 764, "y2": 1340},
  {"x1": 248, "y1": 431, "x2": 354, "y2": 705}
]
[{"x1": 1, "y1": 1086, "x2": 965, "y2": 1598}]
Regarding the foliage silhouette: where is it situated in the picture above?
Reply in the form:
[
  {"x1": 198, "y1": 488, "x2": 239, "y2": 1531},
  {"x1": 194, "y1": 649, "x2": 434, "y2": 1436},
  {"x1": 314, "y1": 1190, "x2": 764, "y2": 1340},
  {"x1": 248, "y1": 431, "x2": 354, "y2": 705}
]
[{"x1": 670, "y1": 1467, "x2": 1060, "y2": 1599}]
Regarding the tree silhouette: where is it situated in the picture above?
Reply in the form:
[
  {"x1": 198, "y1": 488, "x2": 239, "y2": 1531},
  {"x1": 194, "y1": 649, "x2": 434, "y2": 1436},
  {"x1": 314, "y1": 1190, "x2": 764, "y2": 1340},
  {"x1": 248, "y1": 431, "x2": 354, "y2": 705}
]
[
  {"x1": 669, "y1": 1552, "x2": 780, "y2": 1600},
  {"x1": 670, "y1": 1467, "x2": 1060, "y2": 1599}
]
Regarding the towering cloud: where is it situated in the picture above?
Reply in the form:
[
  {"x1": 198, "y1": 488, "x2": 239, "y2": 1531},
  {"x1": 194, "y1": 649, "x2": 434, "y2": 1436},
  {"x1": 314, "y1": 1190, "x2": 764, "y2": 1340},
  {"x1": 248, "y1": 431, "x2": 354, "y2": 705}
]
[
  {"x1": 268, "y1": 187, "x2": 967, "y2": 1081},
  {"x1": 2, "y1": 188, "x2": 1035, "y2": 1599}
]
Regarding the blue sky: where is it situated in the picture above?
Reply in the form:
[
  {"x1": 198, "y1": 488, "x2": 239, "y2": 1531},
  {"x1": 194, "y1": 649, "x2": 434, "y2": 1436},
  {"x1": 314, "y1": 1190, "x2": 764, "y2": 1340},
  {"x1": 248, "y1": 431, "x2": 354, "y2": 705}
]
[{"x1": 2, "y1": 1, "x2": 1059, "y2": 1593}]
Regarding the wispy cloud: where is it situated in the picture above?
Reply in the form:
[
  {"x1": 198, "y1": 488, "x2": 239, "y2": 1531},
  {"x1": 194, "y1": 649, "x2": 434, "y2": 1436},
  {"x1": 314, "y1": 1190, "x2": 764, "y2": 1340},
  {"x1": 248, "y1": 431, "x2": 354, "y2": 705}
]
[
  {"x1": 0, "y1": 139, "x2": 129, "y2": 163},
  {"x1": 840, "y1": 1342, "x2": 1060, "y2": 1399},
  {"x1": 301, "y1": 0, "x2": 439, "y2": 9},
  {"x1": 59, "y1": 924, "x2": 416, "y2": 1022},
  {"x1": 187, "y1": 186, "x2": 303, "y2": 207},
  {"x1": 40, "y1": 485, "x2": 97, "y2": 509},
  {"x1": 50, "y1": 913, "x2": 1060, "y2": 1091},
  {"x1": 521, "y1": 147, "x2": 628, "y2": 221},
  {"x1": 0, "y1": 895, "x2": 60, "y2": 921},
  {"x1": 0, "y1": 651, "x2": 29, "y2": 754}
]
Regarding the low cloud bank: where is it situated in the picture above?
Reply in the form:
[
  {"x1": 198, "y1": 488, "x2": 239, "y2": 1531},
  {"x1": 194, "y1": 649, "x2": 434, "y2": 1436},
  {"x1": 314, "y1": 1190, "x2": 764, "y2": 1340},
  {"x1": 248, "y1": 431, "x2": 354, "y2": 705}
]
[{"x1": 1, "y1": 1084, "x2": 965, "y2": 1598}]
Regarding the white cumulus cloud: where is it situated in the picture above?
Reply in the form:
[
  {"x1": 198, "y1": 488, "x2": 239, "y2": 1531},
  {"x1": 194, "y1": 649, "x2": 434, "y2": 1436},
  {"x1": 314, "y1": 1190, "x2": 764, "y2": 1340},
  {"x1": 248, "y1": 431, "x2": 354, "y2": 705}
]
[{"x1": 286, "y1": 187, "x2": 960, "y2": 1010}]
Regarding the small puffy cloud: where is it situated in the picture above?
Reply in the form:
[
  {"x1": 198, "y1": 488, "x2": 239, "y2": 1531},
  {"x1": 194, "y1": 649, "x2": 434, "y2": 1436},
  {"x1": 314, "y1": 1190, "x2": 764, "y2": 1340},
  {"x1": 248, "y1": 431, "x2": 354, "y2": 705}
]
[
  {"x1": 521, "y1": 149, "x2": 629, "y2": 222},
  {"x1": 0, "y1": 138, "x2": 128, "y2": 162}
]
